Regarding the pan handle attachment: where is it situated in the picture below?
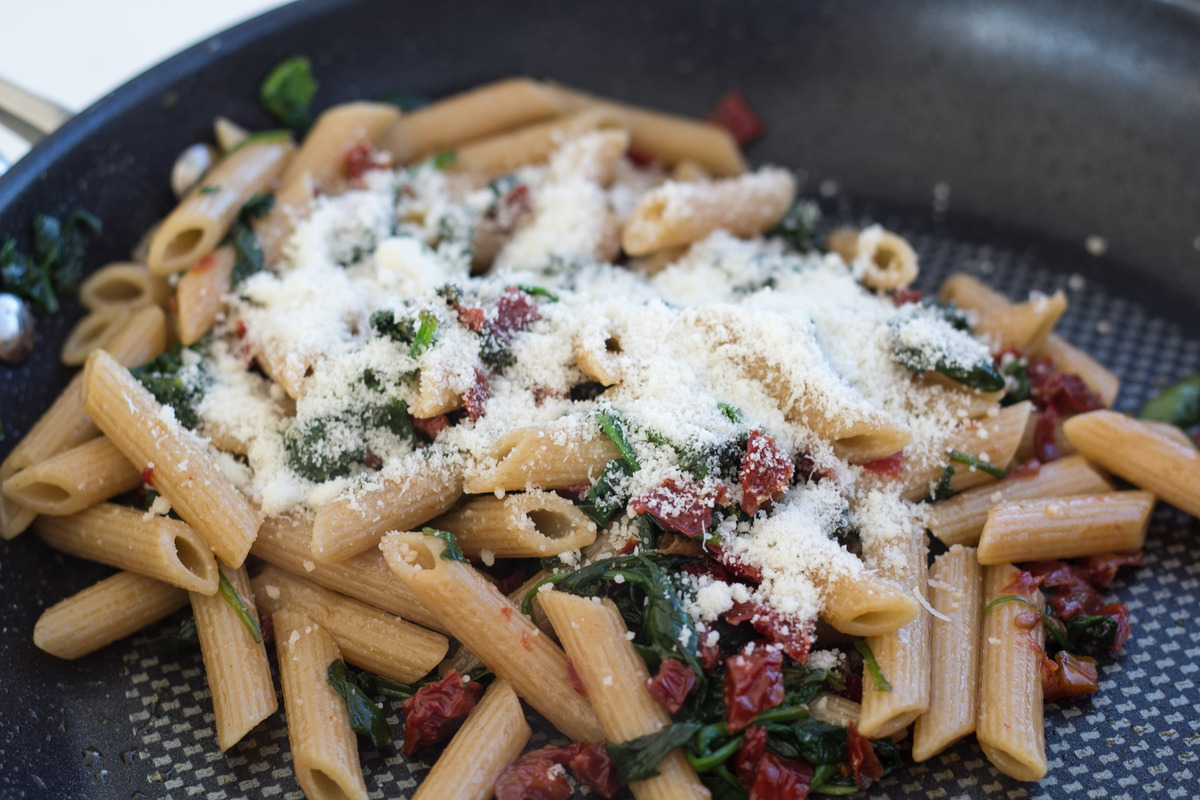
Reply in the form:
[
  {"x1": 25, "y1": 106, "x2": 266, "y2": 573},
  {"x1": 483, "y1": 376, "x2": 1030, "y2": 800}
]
[{"x1": 0, "y1": 75, "x2": 74, "y2": 175}]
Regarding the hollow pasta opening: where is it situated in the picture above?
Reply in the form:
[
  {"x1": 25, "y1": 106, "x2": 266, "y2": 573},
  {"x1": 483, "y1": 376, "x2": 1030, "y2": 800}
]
[
  {"x1": 173, "y1": 534, "x2": 214, "y2": 582},
  {"x1": 163, "y1": 228, "x2": 205, "y2": 262},
  {"x1": 300, "y1": 767, "x2": 357, "y2": 800},
  {"x1": 526, "y1": 509, "x2": 576, "y2": 541}
]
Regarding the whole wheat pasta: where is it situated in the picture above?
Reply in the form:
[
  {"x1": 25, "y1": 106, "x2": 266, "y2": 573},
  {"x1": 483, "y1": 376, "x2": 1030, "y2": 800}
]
[
  {"x1": 78, "y1": 262, "x2": 170, "y2": 311},
  {"x1": 176, "y1": 245, "x2": 235, "y2": 346},
  {"x1": 976, "y1": 491, "x2": 1153, "y2": 564},
  {"x1": 430, "y1": 490, "x2": 598, "y2": 558},
  {"x1": 462, "y1": 423, "x2": 620, "y2": 494},
  {"x1": 2, "y1": 436, "x2": 141, "y2": 516}
]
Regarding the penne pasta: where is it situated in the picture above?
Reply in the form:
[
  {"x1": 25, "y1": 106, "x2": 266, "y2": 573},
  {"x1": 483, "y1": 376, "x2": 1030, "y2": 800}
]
[
  {"x1": 190, "y1": 564, "x2": 277, "y2": 751},
  {"x1": 60, "y1": 305, "x2": 132, "y2": 366},
  {"x1": 78, "y1": 262, "x2": 170, "y2": 311},
  {"x1": 450, "y1": 108, "x2": 625, "y2": 178},
  {"x1": 274, "y1": 608, "x2": 369, "y2": 800},
  {"x1": 911, "y1": 545, "x2": 982, "y2": 761},
  {"x1": 818, "y1": 568, "x2": 920, "y2": 637},
  {"x1": 974, "y1": 291, "x2": 1067, "y2": 352},
  {"x1": 35, "y1": 503, "x2": 219, "y2": 595},
  {"x1": 1062, "y1": 409, "x2": 1200, "y2": 518},
  {"x1": 462, "y1": 423, "x2": 619, "y2": 494},
  {"x1": 380, "y1": 531, "x2": 605, "y2": 743},
  {"x1": 430, "y1": 490, "x2": 598, "y2": 558},
  {"x1": 175, "y1": 245, "x2": 235, "y2": 346},
  {"x1": 34, "y1": 571, "x2": 187, "y2": 660},
  {"x1": 1035, "y1": 333, "x2": 1120, "y2": 407},
  {"x1": 977, "y1": 564, "x2": 1048, "y2": 781},
  {"x1": 539, "y1": 590, "x2": 710, "y2": 799},
  {"x1": 82, "y1": 349, "x2": 263, "y2": 567},
  {"x1": 411, "y1": 679, "x2": 530, "y2": 800},
  {"x1": 826, "y1": 226, "x2": 919, "y2": 291},
  {"x1": 976, "y1": 491, "x2": 1153, "y2": 564},
  {"x1": 252, "y1": 565, "x2": 448, "y2": 683},
  {"x1": 2, "y1": 435, "x2": 141, "y2": 516}
]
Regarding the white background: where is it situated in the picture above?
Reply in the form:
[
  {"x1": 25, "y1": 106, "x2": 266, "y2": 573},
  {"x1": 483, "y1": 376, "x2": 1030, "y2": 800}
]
[{"x1": 0, "y1": 0, "x2": 293, "y2": 168}]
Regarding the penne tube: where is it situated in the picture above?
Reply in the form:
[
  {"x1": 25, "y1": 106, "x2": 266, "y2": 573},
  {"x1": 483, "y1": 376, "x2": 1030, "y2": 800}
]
[
  {"x1": 974, "y1": 291, "x2": 1067, "y2": 352},
  {"x1": 250, "y1": 514, "x2": 444, "y2": 631},
  {"x1": 911, "y1": 545, "x2": 982, "y2": 762},
  {"x1": 809, "y1": 693, "x2": 862, "y2": 729},
  {"x1": 411, "y1": 679, "x2": 531, "y2": 800},
  {"x1": 82, "y1": 349, "x2": 263, "y2": 567},
  {"x1": 147, "y1": 137, "x2": 294, "y2": 275},
  {"x1": 3, "y1": 436, "x2": 141, "y2": 516},
  {"x1": 858, "y1": 530, "x2": 931, "y2": 738},
  {"x1": 60, "y1": 305, "x2": 132, "y2": 366},
  {"x1": 462, "y1": 423, "x2": 619, "y2": 494},
  {"x1": 273, "y1": 608, "x2": 369, "y2": 800},
  {"x1": 33, "y1": 571, "x2": 187, "y2": 660},
  {"x1": 539, "y1": 590, "x2": 710, "y2": 800},
  {"x1": 176, "y1": 245, "x2": 235, "y2": 346},
  {"x1": 976, "y1": 491, "x2": 1153, "y2": 564},
  {"x1": 546, "y1": 83, "x2": 746, "y2": 176},
  {"x1": 311, "y1": 462, "x2": 463, "y2": 564},
  {"x1": 278, "y1": 101, "x2": 402, "y2": 191},
  {"x1": 78, "y1": 262, "x2": 170, "y2": 311},
  {"x1": 190, "y1": 564, "x2": 277, "y2": 751},
  {"x1": 380, "y1": 532, "x2": 605, "y2": 743},
  {"x1": 430, "y1": 490, "x2": 598, "y2": 558},
  {"x1": 977, "y1": 564, "x2": 1048, "y2": 781},
  {"x1": 450, "y1": 108, "x2": 625, "y2": 178},
  {"x1": 1035, "y1": 333, "x2": 1120, "y2": 407},
  {"x1": 35, "y1": 503, "x2": 219, "y2": 594},
  {"x1": 927, "y1": 454, "x2": 1113, "y2": 547},
  {"x1": 826, "y1": 226, "x2": 919, "y2": 291},
  {"x1": 214, "y1": 116, "x2": 249, "y2": 151},
  {"x1": 937, "y1": 272, "x2": 1010, "y2": 314},
  {"x1": 0, "y1": 305, "x2": 166, "y2": 540},
  {"x1": 252, "y1": 565, "x2": 448, "y2": 683},
  {"x1": 818, "y1": 568, "x2": 920, "y2": 637},
  {"x1": 436, "y1": 570, "x2": 555, "y2": 678},
  {"x1": 1062, "y1": 409, "x2": 1200, "y2": 518},
  {"x1": 621, "y1": 167, "x2": 795, "y2": 256},
  {"x1": 379, "y1": 77, "x2": 565, "y2": 164}
]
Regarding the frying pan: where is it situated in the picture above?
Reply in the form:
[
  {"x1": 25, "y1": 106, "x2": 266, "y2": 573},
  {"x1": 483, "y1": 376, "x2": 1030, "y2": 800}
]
[{"x1": 2, "y1": 0, "x2": 1199, "y2": 797}]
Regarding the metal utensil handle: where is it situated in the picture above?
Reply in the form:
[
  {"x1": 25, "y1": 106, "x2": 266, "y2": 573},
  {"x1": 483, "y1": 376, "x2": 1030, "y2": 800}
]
[{"x1": 0, "y1": 76, "x2": 73, "y2": 145}]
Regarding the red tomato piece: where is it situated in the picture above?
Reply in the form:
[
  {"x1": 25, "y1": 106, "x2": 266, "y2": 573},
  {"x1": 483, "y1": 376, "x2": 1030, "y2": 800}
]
[
  {"x1": 464, "y1": 367, "x2": 491, "y2": 421},
  {"x1": 740, "y1": 430, "x2": 795, "y2": 515},
  {"x1": 860, "y1": 451, "x2": 904, "y2": 477},
  {"x1": 401, "y1": 670, "x2": 481, "y2": 755},
  {"x1": 724, "y1": 647, "x2": 785, "y2": 732},
  {"x1": 846, "y1": 722, "x2": 884, "y2": 789},
  {"x1": 707, "y1": 90, "x2": 767, "y2": 147},
  {"x1": 646, "y1": 657, "x2": 698, "y2": 713},
  {"x1": 1042, "y1": 650, "x2": 1100, "y2": 702},
  {"x1": 631, "y1": 479, "x2": 715, "y2": 539}
]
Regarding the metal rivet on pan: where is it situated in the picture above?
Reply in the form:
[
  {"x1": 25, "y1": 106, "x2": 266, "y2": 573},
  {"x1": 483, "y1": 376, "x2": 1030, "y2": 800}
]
[{"x1": 0, "y1": 292, "x2": 35, "y2": 364}]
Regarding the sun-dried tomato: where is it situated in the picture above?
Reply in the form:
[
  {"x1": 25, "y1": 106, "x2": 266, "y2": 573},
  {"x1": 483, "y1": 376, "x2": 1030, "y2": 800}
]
[
  {"x1": 860, "y1": 451, "x2": 904, "y2": 477},
  {"x1": 725, "y1": 602, "x2": 812, "y2": 663},
  {"x1": 724, "y1": 647, "x2": 785, "y2": 732},
  {"x1": 141, "y1": 465, "x2": 155, "y2": 487},
  {"x1": 712, "y1": 548, "x2": 763, "y2": 583},
  {"x1": 1077, "y1": 552, "x2": 1143, "y2": 589},
  {"x1": 343, "y1": 141, "x2": 375, "y2": 179},
  {"x1": 412, "y1": 414, "x2": 450, "y2": 439},
  {"x1": 1025, "y1": 561, "x2": 1102, "y2": 620},
  {"x1": 454, "y1": 302, "x2": 487, "y2": 332},
  {"x1": 401, "y1": 670, "x2": 481, "y2": 755},
  {"x1": 1097, "y1": 602, "x2": 1131, "y2": 650},
  {"x1": 891, "y1": 287, "x2": 922, "y2": 306},
  {"x1": 846, "y1": 722, "x2": 884, "y2": 789},
  {"x1": 493, "y1": 757, "x2": 570, "y2": 800},
  {"x1": 793, "y1": 450, "x2": 836, "y2": 484},
  {"x1": 646, "y1": 657, "x2": 698, "y2": 713},
  {"x1": 1002, "y1": 568, "x2": 1042, "y2": 598},
  {"x1": 1038, "y1": 372, "x2": 1105, "y2": 416},
  {"x1": 491, "y1": 287, "x2": 541, "y2": 338},
  {"x1": 563, "y1": 742, "x2": 620, "y2": 798},
  {"x1": 1034, "y1": 407, "x2": 1061, "y2": 463},
  {"x1": 464, "y1": 367, "x2": 491, "y2": 421},
  {"x1": 566, "y1": 658, "x2": 588, "y2": 696},
  {"x1": 631, "y1": 479, "x2": 715, "y2": 539},
  {"x1": 740, "y1": 430, "x2": 796, "y2": 515},
  {"x1": 1042, "y1": 650, "x2": 1100, "y2": 702},
  {"x1": 707, "y1": 90, "x2": 767, "y2": 147},
  {"x1": 1008, "y1": 457, "x2": 1042, "y2": 478},
  {"x1": 734, "y1": 725, "x2": 816, "y2": 800}
]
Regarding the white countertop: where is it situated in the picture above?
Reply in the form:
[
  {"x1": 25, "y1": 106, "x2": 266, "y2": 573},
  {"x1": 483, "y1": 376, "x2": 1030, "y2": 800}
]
[{"x1": 0, "y1": 0, "x2": 293, "y2": 168}]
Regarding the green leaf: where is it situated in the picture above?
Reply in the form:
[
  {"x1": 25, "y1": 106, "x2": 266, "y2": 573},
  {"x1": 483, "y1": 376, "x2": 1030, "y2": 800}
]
[
  {"x1": 606, "y1": 722, "x2": 701, "y2": 783},
  {"x1": 259, "y1": 56, "x2": 318, "y2": 129},
  {"x1": 1064, "y1": 613, "x2": 1120, "y2": 650},
  {"x1": 570, "y1": 381, "x2": 609, "y2": 401},
  {"x1": 1001, "y1": 360, "x2": 1031, "y2": 406},
  {"x1": 595, "y1": 409, "x2": 640, "y2": 470},
  {"x1": 767, "y1": 201, "x2": 821, "y2": 251},
  {"x1": 217, "y1": 569, "x2": 262, "y2": 643},
  {"x1": 0, "y1": 236, "x2": 56, "y2": 314},
  {"x1": 197, "y1": 185, "x2": 221, "y2": 195},
  {"x1": 577, "y1": 458, "x2": 633, "y2": 526},
  {"x1": 424, "y1": 527, "x2": 468, "y2": 562},
  {"x1": 129, "y1": 345, "x2": 207, "y2": 430},
  {"x1": 326, "y1": 659, "x2": 392, "y2": 748},
  {"x1": 225, "y1": 128, "x2": 294, "y2": 155},
  {"x1": 854, "y1": 639, "x2": 891, "y2": 692},
  {"x1": 514, "y1": 284, "x2": 559, "y2": 302},
  {"x1": 431, "y1": 150, "x2": 457, "y2": 170},
  {"x1": 284, "y1": 414, "x2": 364, "y2": 482},
  {"x1": 927, "y1": 463, "x2": 956, "y2": 502},
  {"x1": 31, "y1": 215, "x2": 61, "y2": 267},
  {"x1": 891, "y1": 304, "x2": 1005, "y2": 392},
  {"x1": 223, "y1": 194, "x2": 275, "y2": 286},
  {"x1": 948, "y1": 449, "x2": 1005, "y2": 479},
  {"x1": 147, "y1": 616, "x2": 199, "y2": 657},
  {"x1": 980, "y1": 594, "x2": 1042, "y2": 619},
  {"x1": 1140, "y1": 374, "x2": 1200, "y2": 429},
  {"x1": 408, "y1": 309, "x2": 439, "y2": 358},
  {"x1": 373, "y1": 396, "x2": 414, "y2": 441},
  {"x1": 718, "y1": 403, "x2": 743, "y2": 424}
]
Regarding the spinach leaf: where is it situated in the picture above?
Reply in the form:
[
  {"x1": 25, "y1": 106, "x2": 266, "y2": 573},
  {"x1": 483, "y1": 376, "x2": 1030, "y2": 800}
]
[
  {"x1": 606, "y1": 722, "x2": 701, "y2": 783},
  {"x1": 0, "y1": 209, "x2": 101, "y2": 314},
  {"x1": 769, "y1": 716, "x2": 847, "y2": 765},
  {"x1": 424, "y1": 527, "x2": 468, "y2": 563},
  {"x1": 224, "y1": 194, "x2": 275, "y2": 286},
  {"x1": 129, "y1": 345, "x2": 208, "y2": 430},
  {"x1": 854, "y1": 639, "x2": 891, "y2": 692},
  {"x1": 217, "y1": 569, "x2": 262, "y2": 643},
  {"x1": 926, "y1": 464, "x2": 956, "y2": 502},
  {"x1": 595, "y1": 408, "x2": 640, "y2": 469},
  {"x1": 890, "y1": 304, "x2": 1005, "y2": 392},
  {"x1": 284, "y1": 414, "x2": 365, "y2": 482},
  {"x1": 1140, "y1": 374, "x2": 1200, "y2": 429},
  {"x1": 408, "y1": 309, "x2": 439, "y2": 358},
  {"x1": 767, "y1": 201, "x2": 821, "y2": 252},
  {"x1": 1001, "y1": 360, "x2": 1031, "y2": 406},
  {"x1": 577, "y1": 458, "x2": 633, "y2": 526},
  {"x1": 326, "y1": 659, "x2": 392, "y2": 748},
  {"x1": 431, "y1": 150, "x2": 457, "y2": 170},
  {"x1": 948, "y1": 449, "x2": 1005, "y2": 479},
  {"x1": 514, "y1": 284, "x2": 558, "y2": 302},
  {"x1": 570, "y1": 380, "x2": 610, "y2": 401},
  {"x1": 1064, "y1": 613, "x2": 1120, "y2": 650},
  {"x1": 259, "y1": 56, "x2": 318, "y2": 130},
  {"x1": 147, "y1": 616, "x2": 199, "y2": 657},
  {"x1": 718, "y1": 403, "x2": 743, "y2": 424},
  {"x1": 372, "y1": 396, "x2": 414, "y2": 440}
]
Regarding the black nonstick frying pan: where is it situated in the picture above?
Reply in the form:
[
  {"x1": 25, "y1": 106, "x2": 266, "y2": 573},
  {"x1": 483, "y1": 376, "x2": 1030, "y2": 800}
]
[{"x1": 2, "y1": 1, "x2": 1199, "y2": 797}]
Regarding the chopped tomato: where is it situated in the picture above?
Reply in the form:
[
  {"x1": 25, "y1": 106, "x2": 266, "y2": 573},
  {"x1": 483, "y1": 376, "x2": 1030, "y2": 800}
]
[
  {"x1": 891, "y1": 287, "x2": 922, "y2": 306},
  {"x1": 1097, "y1": 602, "x2": 1131, "y2": 649},
  {"x1": 1008, "y1": 457, "x2": 1042, "y2": 478},
  {"x1": 646, "y1": 657, "x2": 698, "y2": 713},
  {"x1": 1025, "y1": 561, "x2": 1102, "y2": 620},
  {"x1": 740, "y1": 430, "x2": 795, "y2": 515},
  {"x1": 141, "y1": 465, "x2": 155, "y2": 487},
  {"x1": 412, "y1": 414, "x2": 450, "y2": 439},
  {"x1": 725, "y1": 601, "x2": 812, "y2": 663},
  {"x1": 846, "y1": 722, "x2": 885, "y2": 789},
  {"x1": 1078, "y1": 552, "x2": 1143, "y2": 589},
  {"x1": 1002, "y1": 568, "x2": 1042, "y2": 598},
  {"x1": 492, "y1": 287, "x2": 541, "y2": 338},
  {"x1": 860, "y1": 451, "x2": 904, "y2": 477},
  {"x1": 566, "y1": 658, "x2": 588, "y2": 696},
  {"x1": 464, "y1": 367, "x2": 491, "y2": 421},
  {"x1": 401, "y1": 670, "x2": 481, "y2": 754},
  {"x1": 1033, "y1": 407, "x2": 1061, "y2": 463},
  {"x1": 342, "y1": 141, "x2": 375, "y2": 179},
  {"x1": 724, "y1": 647, "x2": 785, "y2": 732},
  {"x1": 707, "y1": 90, "x2": 767, "y2": 146},
  {"x1": 734, "y1": 724, "x2": 816, "y2": 800},
  {"x1": 495, "y1": 744, "x2": 617, "y2": 800},
  {"x1": 1042, "y1": 650, "x2": 1100, "y2": 702},
  {"x1": 631, "y1": 479, "x2": 715, "y2": 539}
]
